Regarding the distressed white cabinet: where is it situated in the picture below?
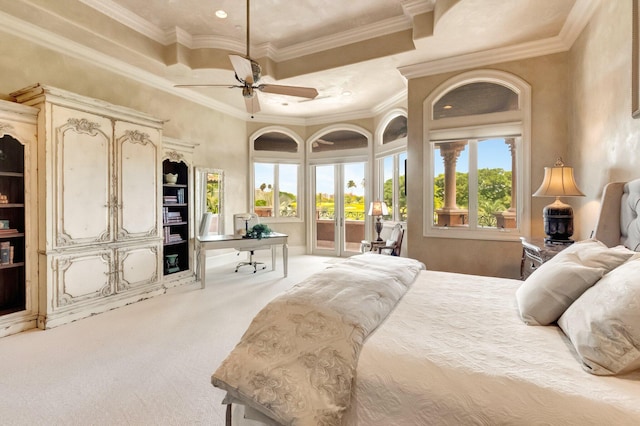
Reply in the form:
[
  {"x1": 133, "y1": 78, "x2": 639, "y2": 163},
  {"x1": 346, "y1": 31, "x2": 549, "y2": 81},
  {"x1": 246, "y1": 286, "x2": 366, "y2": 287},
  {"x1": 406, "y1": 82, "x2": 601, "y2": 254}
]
[
  {"x1": 0, "y1": 100, "x2": 39, "y2": 338},
  {"x1": 161, "y1": 137, "x2": 198, "y2": 288},
  {"x1": 12, "y1": 84, "x2": 164, "y2": 329}
]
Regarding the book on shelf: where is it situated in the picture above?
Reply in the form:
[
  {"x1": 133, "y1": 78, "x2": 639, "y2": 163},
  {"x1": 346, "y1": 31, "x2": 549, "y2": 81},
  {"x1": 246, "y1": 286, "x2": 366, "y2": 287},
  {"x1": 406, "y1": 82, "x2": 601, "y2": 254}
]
[
  {"x1": 0, "y1": 241, "x2": 10, "y2": 264},
  {"x1": 0, "y1": 228, "x2": 18, "y2": 234},
  {"x1": 176, "y1": 188, "x2": 185, "y2": 204},
  {"x1": 163, "y1": 227, "x2": 183, "y2": 243},
  {"x1": 163, "y1": 195, "x2": 178, "y2": 204}
]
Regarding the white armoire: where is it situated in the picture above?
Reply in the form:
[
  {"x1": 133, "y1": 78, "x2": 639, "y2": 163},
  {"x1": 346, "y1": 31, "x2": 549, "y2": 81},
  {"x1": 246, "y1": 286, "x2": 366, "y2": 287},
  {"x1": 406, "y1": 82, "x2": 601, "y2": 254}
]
[{"x1": 12, "y1": 84, "x2": 165, "y2": 329}]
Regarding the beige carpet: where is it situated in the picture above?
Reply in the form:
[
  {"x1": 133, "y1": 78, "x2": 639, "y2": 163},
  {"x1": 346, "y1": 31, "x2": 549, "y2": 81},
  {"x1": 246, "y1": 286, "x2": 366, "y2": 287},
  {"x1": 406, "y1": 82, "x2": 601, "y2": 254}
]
[{"x1": 0, "y1": 253, "x2": 331, "y2": 425}]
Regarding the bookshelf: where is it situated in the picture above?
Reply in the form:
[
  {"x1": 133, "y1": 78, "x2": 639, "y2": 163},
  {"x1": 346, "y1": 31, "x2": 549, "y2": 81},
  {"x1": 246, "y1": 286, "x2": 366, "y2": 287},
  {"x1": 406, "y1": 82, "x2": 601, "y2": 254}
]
[
  {"x1": 162, "y1": 159, "x2": 190, "y2": 276},
  {"x1": 0, "y1": 135, "x2": 25, "y2": 315}
]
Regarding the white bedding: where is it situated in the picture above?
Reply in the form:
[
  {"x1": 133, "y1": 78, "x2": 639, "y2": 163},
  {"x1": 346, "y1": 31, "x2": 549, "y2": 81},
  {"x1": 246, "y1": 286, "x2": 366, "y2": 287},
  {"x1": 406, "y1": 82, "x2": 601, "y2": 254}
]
[{"x1": 343, "y1": 270, "x2": 640, "y2": 425}]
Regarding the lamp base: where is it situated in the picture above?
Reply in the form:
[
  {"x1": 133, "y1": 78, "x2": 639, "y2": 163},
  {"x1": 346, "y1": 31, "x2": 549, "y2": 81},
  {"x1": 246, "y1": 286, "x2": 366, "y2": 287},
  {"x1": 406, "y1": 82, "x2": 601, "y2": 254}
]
[
  {"x1": 375, "y1": 217, "x2": 383, "y2": 241},
  {"x1": 542, "y1": 198, "x2": 574, "y2": 243}
]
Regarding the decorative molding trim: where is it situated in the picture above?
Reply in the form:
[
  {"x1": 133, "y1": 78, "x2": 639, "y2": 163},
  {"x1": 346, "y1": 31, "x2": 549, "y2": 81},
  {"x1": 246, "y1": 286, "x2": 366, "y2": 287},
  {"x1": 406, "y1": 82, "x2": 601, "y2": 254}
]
[
  {"x1": 399, "y1": 36, "x2": 568, "y2": 79},
  {"x1": 398, "y1": 0, "x2": 599, "y2": 80}
]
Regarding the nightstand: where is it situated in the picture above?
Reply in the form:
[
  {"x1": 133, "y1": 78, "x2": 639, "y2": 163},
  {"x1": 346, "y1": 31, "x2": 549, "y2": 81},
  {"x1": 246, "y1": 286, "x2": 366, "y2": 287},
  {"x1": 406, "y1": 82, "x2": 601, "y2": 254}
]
[{"x1": 520, "y1": 237, "x2": 572, "y2": 280}]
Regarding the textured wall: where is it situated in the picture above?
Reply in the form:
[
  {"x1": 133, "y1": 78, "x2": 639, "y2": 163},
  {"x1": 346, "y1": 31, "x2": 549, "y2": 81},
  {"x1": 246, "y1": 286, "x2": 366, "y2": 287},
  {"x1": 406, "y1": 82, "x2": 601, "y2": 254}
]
[{"x1": 569, "y1": 0, "x2": 640, "y2": 239}]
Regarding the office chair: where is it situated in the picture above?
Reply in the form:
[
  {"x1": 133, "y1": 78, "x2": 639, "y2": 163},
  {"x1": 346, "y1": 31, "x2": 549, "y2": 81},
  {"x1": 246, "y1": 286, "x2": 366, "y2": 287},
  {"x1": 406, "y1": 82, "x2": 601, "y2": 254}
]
[{"x1": 233, "y1": 213, "x2": 267, "y2": 273}]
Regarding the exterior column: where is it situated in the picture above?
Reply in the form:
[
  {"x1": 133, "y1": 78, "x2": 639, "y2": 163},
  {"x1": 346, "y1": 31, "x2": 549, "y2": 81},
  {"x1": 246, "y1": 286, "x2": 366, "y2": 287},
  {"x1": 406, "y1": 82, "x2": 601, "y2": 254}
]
[{"x1": 435, "y1": 141, "x2": 468, "y2": 226}]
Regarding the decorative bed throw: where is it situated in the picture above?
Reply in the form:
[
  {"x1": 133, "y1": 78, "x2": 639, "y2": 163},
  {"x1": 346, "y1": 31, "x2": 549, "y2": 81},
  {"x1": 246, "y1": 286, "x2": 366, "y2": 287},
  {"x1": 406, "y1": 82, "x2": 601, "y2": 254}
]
[{"x1": 211, "y1": 254, "x2": 425, "y2": 426}]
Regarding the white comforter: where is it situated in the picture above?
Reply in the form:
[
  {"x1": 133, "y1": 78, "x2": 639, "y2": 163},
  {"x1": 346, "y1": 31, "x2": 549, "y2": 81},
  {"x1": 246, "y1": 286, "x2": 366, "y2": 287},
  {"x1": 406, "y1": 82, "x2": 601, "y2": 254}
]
[{"x1": 343, "y1": 270, "x2": 640, "y2": 425}]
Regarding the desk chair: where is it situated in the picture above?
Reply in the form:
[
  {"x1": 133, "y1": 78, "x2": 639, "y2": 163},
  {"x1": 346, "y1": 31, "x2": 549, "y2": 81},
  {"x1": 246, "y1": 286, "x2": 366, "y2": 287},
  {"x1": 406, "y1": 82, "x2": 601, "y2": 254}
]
[{"x1": 233, "y1": 213, "x2": 267, "y2": 273}]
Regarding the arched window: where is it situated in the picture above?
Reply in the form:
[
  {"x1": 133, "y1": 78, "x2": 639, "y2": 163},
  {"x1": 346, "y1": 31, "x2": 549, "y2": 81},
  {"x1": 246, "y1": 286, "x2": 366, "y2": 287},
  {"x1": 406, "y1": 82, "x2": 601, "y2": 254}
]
[
  {"x1": 250, "y1": 128, "x2": 303, "y2": 221},
  {"x1": 424, "y1": 70, "x2": 531, "y2": 240},
  {"x1": 375, "y1": 110, "x2": 407, "y2": 222}
]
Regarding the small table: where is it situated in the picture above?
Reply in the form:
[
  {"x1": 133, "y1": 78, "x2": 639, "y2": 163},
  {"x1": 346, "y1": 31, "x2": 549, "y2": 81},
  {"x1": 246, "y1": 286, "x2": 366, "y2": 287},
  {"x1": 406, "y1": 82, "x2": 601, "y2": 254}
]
[
  {"x1": 360, "y1": 239, "x2": 386, "y2": 253},
  {"x1": 520, "y1": 237, "x2": 572, "y2": 280},
  {"x1": 197, "y1": 233, "x2": 288, "y2": 288}
]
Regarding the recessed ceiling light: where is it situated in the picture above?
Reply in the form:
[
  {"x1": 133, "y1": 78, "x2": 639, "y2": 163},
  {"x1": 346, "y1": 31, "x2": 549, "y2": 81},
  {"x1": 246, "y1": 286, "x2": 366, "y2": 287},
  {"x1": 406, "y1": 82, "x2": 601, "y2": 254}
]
[
  {"x1": 443, "y1": 104, "x2": 453, "y2": 109},
  {"x1": 342, "y1": 91, "x2": 352, "y2": 97},
  {"x1": 215, "y1": 10, "x2": 227, "y2": 19}
]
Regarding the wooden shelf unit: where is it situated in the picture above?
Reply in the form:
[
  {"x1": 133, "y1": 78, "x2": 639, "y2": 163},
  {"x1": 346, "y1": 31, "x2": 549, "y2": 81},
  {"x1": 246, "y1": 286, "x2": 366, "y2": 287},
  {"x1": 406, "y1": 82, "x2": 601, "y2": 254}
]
[
  {"x1": 162, "y1": 161, "x2": 190, "y2": 276},
  {"x1": 0, "y1": 136, "x2": 26, "y2": 315}
]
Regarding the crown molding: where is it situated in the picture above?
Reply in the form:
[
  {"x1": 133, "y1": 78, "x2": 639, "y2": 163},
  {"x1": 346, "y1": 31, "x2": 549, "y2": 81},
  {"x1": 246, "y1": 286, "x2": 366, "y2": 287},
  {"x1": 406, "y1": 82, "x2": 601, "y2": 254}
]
[
  {"x1": 398, "y1": 0, "x2": 599, "y2": 79},
  {"x1": 399, "y1": 36, "x2": 568, "y2": 79},
  {"x1": 401, "y1": 0, "x2": 437, "y2": 17},
  {"x1": 558, "y1": 0, "x2": 601, "y2": 46},
  {"x1": 269, "y1": 16, "x2": 412, "y2": 62},
  {"x1": 78, "y1": 0, "x2": 166, "y2": 42},
  {"x1": 79, "y1": 0, "x2": 412, "y2": 62}
]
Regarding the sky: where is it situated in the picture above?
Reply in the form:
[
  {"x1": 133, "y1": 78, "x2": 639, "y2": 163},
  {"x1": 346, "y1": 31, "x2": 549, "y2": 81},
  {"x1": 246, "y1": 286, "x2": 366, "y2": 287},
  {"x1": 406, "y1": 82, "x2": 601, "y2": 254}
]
[{"x1": 434, "y1": 137, "x2": 512, "y2": 175}]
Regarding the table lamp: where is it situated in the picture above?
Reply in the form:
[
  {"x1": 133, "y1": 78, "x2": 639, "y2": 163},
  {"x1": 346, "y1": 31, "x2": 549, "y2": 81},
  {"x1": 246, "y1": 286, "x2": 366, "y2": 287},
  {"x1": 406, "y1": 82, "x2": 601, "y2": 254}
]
[
  {"x1": 368, "y1": 200, "x2": 389, "y2": 241},
  {"x1": 533, "y1": 158, "x2": 584, "y2": 244}
]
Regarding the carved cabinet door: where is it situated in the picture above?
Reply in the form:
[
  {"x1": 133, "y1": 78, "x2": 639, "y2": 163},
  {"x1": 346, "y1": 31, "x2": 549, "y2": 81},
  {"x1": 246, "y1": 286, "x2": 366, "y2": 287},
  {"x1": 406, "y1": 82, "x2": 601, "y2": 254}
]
[
  {"x1": 51, "y1": 105, "x2": 113, "y2": 248},
  {"x1": 115, "y1": 242, "x2": 161, "y2": 293},
  {"x1": 114, "y1": 120, "x2": 160, "y2": 241},
  {"x1": 51, "y1": 248, "x2": 114, "y2": 310}
]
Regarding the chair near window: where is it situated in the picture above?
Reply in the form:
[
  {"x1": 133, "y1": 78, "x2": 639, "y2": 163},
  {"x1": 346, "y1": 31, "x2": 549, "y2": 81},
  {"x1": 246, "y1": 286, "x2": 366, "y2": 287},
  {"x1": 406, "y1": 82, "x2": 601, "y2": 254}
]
[
  {"x1": 233, "y1": 213, "x2": 267, "y2": 273},
  {"x1": 377, "y1": 223, "x2": 404, "y2": 256}
]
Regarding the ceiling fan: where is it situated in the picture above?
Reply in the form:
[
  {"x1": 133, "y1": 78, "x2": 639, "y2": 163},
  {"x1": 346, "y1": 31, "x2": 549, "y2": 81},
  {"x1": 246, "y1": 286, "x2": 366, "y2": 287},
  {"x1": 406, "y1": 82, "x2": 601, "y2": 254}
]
[
  {"x1": 311, "y1": 138, "x2": 334, "y2": 148},
  {"x1": 175, "y1": 0, "x2": 319, "y2": 116}
]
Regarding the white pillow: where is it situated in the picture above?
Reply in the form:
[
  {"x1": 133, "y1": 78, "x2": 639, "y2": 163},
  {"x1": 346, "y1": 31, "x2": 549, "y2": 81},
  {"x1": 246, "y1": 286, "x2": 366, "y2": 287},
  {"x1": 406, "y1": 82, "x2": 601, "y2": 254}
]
[
  {"x1": 516, "y1": 239, "x2": 635, "y2": 326},
  {"x1": 558, "y1": 255, "x2": 640, "y2": 375}
]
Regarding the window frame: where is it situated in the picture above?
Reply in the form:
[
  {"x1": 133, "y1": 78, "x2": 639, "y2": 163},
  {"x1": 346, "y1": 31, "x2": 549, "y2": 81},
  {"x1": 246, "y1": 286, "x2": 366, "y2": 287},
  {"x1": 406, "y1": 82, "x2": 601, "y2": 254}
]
[
  {"x1": 250, "y1": 127, "x2": 304, "y2": 223},
  {"x1": 375, "y1": 109, "x2": 408, "y2": 224},
  {"x1": 423, "y1": 70, "x2": 531, "y2": 241}
]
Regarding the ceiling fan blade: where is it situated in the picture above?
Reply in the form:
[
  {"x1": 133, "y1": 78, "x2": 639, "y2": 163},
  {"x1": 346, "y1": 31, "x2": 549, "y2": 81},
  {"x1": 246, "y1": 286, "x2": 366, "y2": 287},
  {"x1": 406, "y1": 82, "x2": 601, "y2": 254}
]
[
  {"x1": 174, "y1": 84, "x2": 238, "y2": 88},
  {"x1": 259, "y1": 84, "x2": 319, "y2": 99},
  {"x1": 229, "y1": 54, "x2": 254, "y2": 83},
  {"x1": 245, "y1": 95, "x2": 261, "y2": 115}
]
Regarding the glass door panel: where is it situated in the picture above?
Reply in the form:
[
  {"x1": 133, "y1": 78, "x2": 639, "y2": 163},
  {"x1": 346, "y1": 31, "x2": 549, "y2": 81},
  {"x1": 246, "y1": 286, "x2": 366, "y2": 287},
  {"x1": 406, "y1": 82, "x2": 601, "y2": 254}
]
[
  {"x1": 312, "y1": 162, "x2": 366, "y2": 256},
  {"x1": 313, "y1": 165, "x2": 335, "y2": 252},
  {"x1": 342, "y1": 162, "x2": 366, "y2": 255}
]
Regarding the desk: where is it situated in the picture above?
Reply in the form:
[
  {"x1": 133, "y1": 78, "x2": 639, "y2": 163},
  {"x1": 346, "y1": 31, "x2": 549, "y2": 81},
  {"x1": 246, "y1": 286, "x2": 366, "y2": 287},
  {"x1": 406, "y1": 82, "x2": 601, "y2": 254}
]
[{"x1": 197, "y1": 233, "x2": 288, "y2": 288}]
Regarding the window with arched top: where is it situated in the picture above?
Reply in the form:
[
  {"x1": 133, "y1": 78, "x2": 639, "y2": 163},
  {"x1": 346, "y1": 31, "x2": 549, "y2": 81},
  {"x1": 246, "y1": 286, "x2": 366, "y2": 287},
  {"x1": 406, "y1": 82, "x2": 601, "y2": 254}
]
[
  {"x1": 251, "y1": 129, "x2": 303, "y2": 221},
  {"x1": 375, "y1": 111, "x2": 408, "y2": 222},
  {"x1": 424, "y1": 71, "x2": 531, "y2": 240}
]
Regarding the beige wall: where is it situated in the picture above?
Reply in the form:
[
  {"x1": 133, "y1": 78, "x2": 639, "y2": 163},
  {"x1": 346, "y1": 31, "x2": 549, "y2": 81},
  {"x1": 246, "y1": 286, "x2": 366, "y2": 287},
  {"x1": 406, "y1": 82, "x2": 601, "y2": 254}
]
[
  {"x1": 569, "y1": 0, "x2": 640, "y2": 238},
  {"x1": 0, "y1": 31, "x2": 247, "y2": 236},
  {"x1": 406, "y1": 53, "x2": 570, "y2": 278}
]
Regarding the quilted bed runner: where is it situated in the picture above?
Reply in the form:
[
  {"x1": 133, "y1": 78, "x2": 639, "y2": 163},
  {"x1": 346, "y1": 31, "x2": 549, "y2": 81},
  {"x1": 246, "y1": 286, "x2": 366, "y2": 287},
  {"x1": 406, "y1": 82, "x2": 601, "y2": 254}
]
[{"x1": 211, "y1": 254, "x2": 425, "y2": 426}]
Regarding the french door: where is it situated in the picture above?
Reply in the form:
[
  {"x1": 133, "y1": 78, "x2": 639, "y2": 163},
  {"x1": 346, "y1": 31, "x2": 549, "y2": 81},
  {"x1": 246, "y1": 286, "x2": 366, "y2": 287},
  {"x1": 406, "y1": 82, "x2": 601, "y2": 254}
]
[{"x1": 311, "y1": 162, "x2": 367, "y2": 256}]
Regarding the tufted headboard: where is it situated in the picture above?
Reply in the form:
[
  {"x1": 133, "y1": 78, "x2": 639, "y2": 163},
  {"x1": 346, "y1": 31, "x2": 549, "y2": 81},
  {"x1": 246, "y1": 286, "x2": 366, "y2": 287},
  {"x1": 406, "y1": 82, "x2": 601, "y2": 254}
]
[{"x1": 592, "y1": 179, "x2": 640, "y2": 251}]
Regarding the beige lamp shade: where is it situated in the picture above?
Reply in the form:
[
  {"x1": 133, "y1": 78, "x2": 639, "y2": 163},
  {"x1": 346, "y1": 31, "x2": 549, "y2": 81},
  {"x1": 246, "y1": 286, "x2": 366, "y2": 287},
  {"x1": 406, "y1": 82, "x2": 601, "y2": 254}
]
[
  {"x1": 368, "y1": 201, "x2": 389, "y2": 216},
  {"x1": 533, "y1": 159, "x2": 585, "y2": 197}
]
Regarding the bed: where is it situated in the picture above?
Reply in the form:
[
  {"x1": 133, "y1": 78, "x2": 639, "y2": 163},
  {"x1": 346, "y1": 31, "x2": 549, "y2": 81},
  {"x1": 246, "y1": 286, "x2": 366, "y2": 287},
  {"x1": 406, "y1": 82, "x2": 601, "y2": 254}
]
[{"x1": 212, "y1": 179, "x2": 640, "y2": 426}]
